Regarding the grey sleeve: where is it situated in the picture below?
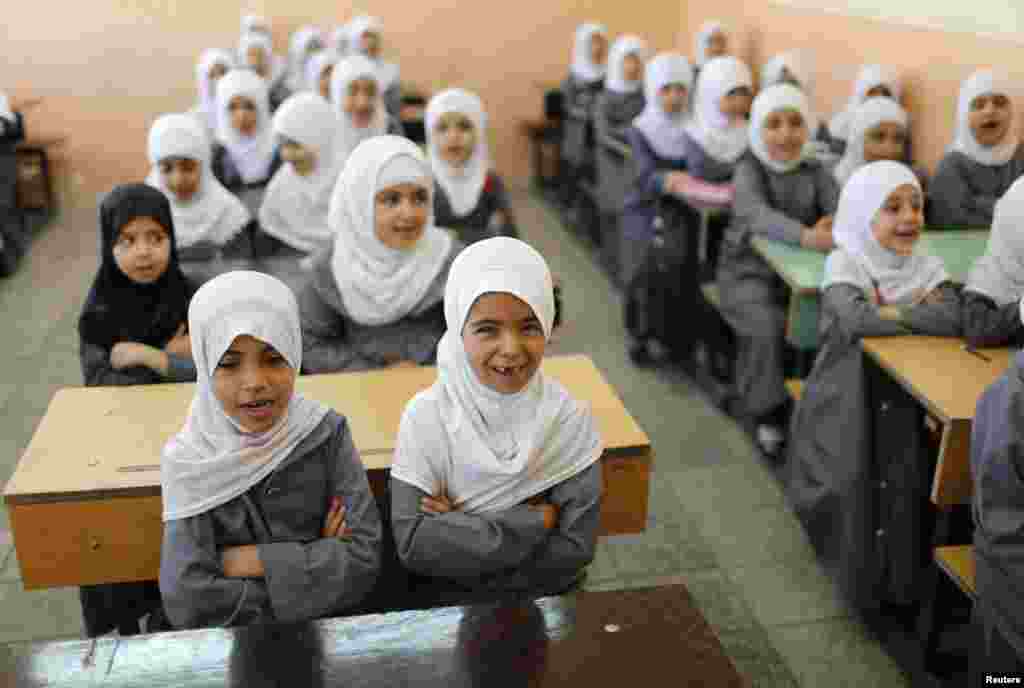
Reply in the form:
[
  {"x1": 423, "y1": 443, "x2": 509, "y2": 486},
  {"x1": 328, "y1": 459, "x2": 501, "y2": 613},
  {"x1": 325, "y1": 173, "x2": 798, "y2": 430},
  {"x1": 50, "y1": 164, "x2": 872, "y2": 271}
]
[
  {"x1": 298, "y1": 281, "x2": 377, "y2": 374},
  {"x1": 383, "y1": 85, "x2": 402, "y2": 119},
  {"x1": 79, "y1": 338, "x2": 158, "y2": 387},
  {"x1": 817, "y1": 166, "x2": 840, "y2": 215},
  {"x1": 822, "y1": 284, "x2": 910, "y2": 340},
  {"x1": 963, "y1": 291, "x2": 1023, "y2": 349},
  {"x1": 386, "y1": 114, "x2": 405, "y2": 137},
  {"x1": 257, "y1": 423, "x2": 382, "y2": 622},
  {"x1": 732, "y1": 161, "x2": 807, "y2": 246},
  {"x1": 400, "y1": 308, "x2": 446, "y2": 366},
  {"x1": 159, "y1": 514, "x2": 273, "y2": 630},
  {"x1": 391, "y1": 478, "x2": 550, "y2": 580},
  {"x1": 928, "y1": 155, "x2": 994, "y2": 229},
  {"x1": 486, "y1": 463, "x2": 603, "y2": 590},
  {"x1": 899, "y1": 283, "x2": 963, "y2": 336},
  {"x1": 164, "y1": 353, "x2": 198, "y2": 383}
]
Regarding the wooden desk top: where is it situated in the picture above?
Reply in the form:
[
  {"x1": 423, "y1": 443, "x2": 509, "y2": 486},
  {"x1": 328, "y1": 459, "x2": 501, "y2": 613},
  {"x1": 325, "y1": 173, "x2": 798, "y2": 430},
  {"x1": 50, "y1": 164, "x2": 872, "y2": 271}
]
[
  {"x1": 752, "y1": 229, "x2": 989, "y2": 296},
  {"x1": 860, "y1": 337, "x2": 1012, "y2": 423},
  {"x1": 0, "y1": 586, "x2": 746, "y2": 687},
  {"x1": 3, "y1": 355, "x2": 650, "y2": 503}
]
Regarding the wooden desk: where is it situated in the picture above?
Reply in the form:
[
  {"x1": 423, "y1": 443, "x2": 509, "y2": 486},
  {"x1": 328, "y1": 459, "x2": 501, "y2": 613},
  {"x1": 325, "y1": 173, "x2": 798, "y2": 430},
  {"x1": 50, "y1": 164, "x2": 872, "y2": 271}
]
[
  {"x1": 860, "y1": 337, "x2": 1011, "y2": 507},
  {"x1": 753, "y1": 230, "x2": 989, "y2": 350},
  {"x1": 3, "y1": 355, "x2": 652, "y2": 589},
  {"x1": 0, "y1": 586, "x2": 746, "y2": 687}
]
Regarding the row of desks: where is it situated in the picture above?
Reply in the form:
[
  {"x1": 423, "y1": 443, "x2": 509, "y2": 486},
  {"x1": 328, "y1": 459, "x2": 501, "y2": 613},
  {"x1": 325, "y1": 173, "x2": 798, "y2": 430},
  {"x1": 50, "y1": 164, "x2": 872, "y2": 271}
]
[{"x1": 2, "y1": 354, "x2": 653, "y2": 590}]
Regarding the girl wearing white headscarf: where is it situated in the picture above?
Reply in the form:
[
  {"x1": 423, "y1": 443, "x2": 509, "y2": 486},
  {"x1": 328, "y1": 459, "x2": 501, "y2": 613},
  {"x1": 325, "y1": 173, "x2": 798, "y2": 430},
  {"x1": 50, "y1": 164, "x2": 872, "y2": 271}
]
[
  {"x1": 786, "y1": 161, "x2": 960, "y2": 613},
  {"x1": 347, "y1": 15, "x2": 402, "y2": 117},
  {"x1": 832, "y1": 96, "x2": 914, "y2": 188},
  {"x1": 595, "y1": 35, "x2": 649, "y2": 141},
  {"x1": 718, "y1": 83, "x2": 840, "y2": 456},
  {"x1": 560, "y1": 23, "x2": 608, "y2": 179},
  {"x1": 159, "y1": 270, "x2": 382, "y2": 629},
  {"x1": 210, "y1": 69, "x2": 283, "y2": 197},
  {"x1": 238, "y1": 32, "x2": 290, "y2": 109},
  {"x1": 427, "y1": 88, "x2": 517, "y2": 245},
  {"x1": 330, "y1": 24, "x2": 351, "y2": 58},
  {"x1": 929, "y1": 69, "x2": 1024, "y2": 229},
  {"x1": 760, "y1": 50, "x2": 827, "y2": 146},
  {"x1": 694, "y1": 21, "x2": 729, "y2": 69},
  {"x1": 963, "y1": 176, "x2": 1024, "y2": 348},
  {"x1": 258, "y1": 93, "x2": 341, "y2": 259},
  {"x1": 826, "y1": 64, "x2": 902, "y2": 153},
  {"x1": 298, "y1": 136, "x2": 461, "y2": 374},
  {"x1": 684, "y1": 56, "x2": 753, "y2": 176},
  {"x1": 305, "y1": 50, "x2": 337, "y2": 100},
  {"x1": 190, "y1": 49, "x2": 234, "y2": 141},
  {"x1": 329, "y1": 56, "x2": 403, "y2": 166},
  {"x1": 285, "y1": 26, "x2": 324, "y2": 93},
  {"x1": 390, "y1": 237, "x2": 603, "y2": 603},
  {"x1": 146, "y1": 113, "x2": 253, "y2": 261}
]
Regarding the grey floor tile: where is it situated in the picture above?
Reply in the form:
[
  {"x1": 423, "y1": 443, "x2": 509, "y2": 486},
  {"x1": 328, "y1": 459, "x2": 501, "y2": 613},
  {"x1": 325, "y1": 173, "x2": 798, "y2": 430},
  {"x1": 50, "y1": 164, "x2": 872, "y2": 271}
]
[
  {"x1": 695, "y1": 503, "x2": 818, "y2": 570},
  {"x1": 0, "y1": 543, "x2": 20, "y2": 582},
  {"x1": 729, "y1": 560, "x2": 849, "y2": 628},
  {"x1": 0, "y1": 582, "x2": 84, "y2": 643},
  {"x1": 769, "y1": 618, "x2": 911, "y2": 688},
  {"x1": 597, "y1": 512, "x2": 718, "y2": 580},
  {"x1": 668, "y1": 463, "x2": 787, "y2": 516},
  {"x1": 716, "y1": 626, "x2": 801, "y2": 688}
]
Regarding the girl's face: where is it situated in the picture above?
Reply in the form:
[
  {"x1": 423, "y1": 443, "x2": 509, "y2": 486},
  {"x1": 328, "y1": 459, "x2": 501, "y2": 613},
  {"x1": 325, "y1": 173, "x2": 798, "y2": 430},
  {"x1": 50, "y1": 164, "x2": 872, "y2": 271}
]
[
  {"x1": 435, "y1": 112, "x2": 478, "y2": 167},
  {"x1": 279, "y1": 138, "x2": 316, "y2": 176},
  {"x1": 622, "y1": 54, "x2": 643, "y2": 83},
  {"x1": 112, "y1": 216, "x2": 171, "y2": 284},
  {"x1": 344, "y1": 78, "x2": 379, "y2": 128},
  {"x1": 361, "y1": 31, "x2": 381, "y2": 58},
  {"x1": 229, "y1": 95, "x2": 259, "y2": 136},
  {"x1": 159, "y1": 157, "x2": 202, "y2": 202},
  {"x1": 208, "y1": 62, "x2": 228, "y2": 86},
  {"x1": 213, "y1": 334, "x2": 295, "y2": 434},
  {"x1": 246, "y1": 46, "x2": 269, "y2": 78},
  {"x1": 374, "y1": 182, "x2": 430, "y2": 250},
  {"x1": 658, "y1": 83, "x2": 688, "y2": 115},
  {"x1": 872, "y1": 183, "x2": 924, "y2": 256},
  {"x1": 589, "y1": 35, "x2": 608, "y2": 65},
  {"x1": 462, "y1": 292, "x2": 546, "y2": 395},
  {"x1": 706, "y1": 32, "x2": 728, "y2": 59},
  {"x1": 863, "y1": 121, "x2": 908, "y2": 163},
  {"x1": 865, "y1": 84, "x2": 892, "y2": 100},
  {"x1": 720, "y1": 86, "x2": 753, "y2": 124},
  {"x1": 318, "y1": 64, "x2": 334, "y2": 100},
  {"x1": 969, "y1": 92, "x2": 1013, "y2": 147},
  {"x1": 762, "y1": 108, "x2": 808, "y2": 162}
]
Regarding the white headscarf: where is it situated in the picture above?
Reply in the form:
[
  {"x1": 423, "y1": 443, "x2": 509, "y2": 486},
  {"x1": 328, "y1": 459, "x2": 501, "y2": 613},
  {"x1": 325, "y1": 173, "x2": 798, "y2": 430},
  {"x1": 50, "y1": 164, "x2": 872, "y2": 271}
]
[
  {"x1": 0, "y1": 91, "x2": 15, "y2": 124},
  {"x1": 146, "y1": 113, "x2": 252, "y2": 249},
  {"x1": 238, "y1": 32, "x2": 287, "y2": 89},
  {"x1": 833, "y1": 97, "x2": 909, "y2": 187},
  {"x1": 347, "y1": 15, "x2": 400, "y2": 91},
  {"x1": 390, "y1": 237, "x2": 603, "y2": 513},
  {"x1": 193, "y1": 49, "x2": 234, "y2": 138},
  {"x1": 241, "y1": 14, "x2": 270, "y2": 36},
  {"x1": 305, "y1": 50, "x2": 337, "y2": 95},
  {"x1": 570, "y1": 23, "x2": 608, "y2": 84},
  {"x1": 215, "y1": 69, "x2": 277, "y2": 184},
  {"x1": 824, "y1": 161, "x2": 947, "y2": 305},
  {"x1": 684, "y1": 55, "x2": 752, "y2": 164},
  {"x1": 426, "y1": 88, "x2": 490, "y2": 218},
  {"x1": 259, "y1": 93, "x2": 340, "y2": 254},
  {"x1": 761, "y1": 51, "x2": 820, "y2": 138},
  {"x1": 828, "y1": 64, "x2": 901, "y2": 143},
  {"x1": 966, "y1": 176, "x2": 1024, "y2": 305},
  {"x1": 286, "y1": 26, "x2": 324, "y2": 92},
  {"x1": 695, "y1": 21, "x2": 727, "y2": 67},
  {"x1": 328, "y1": 136, "x2": 454, "y2": 326},
  {"x1": 330, "y1": 24, "x2": 351, "y2": 57},
  {"x1": 632, "y1": 53, "x2": 694, "y2": 160},
  {"x1": 605, "y1": 35, "x2": 648, "y2": 95},
  {"x1": 749, "y1": 84, "x2": 811, "y2": 174},
  {"x1": 161, "y1": 271, "x2": 331, "y2": 521},
  {"x1": 330, "y1": 56, "x2": 389, "y2": 163},
  {"x1": 950, "y1": 69, "x2": 1019, "y2": 167}
]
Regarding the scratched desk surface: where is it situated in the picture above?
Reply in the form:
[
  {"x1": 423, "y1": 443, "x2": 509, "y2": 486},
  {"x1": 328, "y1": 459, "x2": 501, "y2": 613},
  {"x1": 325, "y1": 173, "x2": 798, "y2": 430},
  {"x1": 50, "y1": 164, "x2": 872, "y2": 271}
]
[{"x1": 0, "y1": 586, "x2": 746, "y2": 688}]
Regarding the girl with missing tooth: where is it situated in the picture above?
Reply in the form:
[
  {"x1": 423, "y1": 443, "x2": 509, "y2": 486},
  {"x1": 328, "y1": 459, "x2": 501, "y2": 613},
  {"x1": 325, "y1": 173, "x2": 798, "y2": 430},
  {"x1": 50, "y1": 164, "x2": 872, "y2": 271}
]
[{"x1": 390, "y1": 237, "x2": 603, "y2": 606}]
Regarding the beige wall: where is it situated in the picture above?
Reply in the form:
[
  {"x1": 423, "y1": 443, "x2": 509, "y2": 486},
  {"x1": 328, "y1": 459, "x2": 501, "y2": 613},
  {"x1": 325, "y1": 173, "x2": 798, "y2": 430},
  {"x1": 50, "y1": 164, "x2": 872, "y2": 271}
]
[{"x1": 8, "y1": 1, "x2": 682, "y2": 201}]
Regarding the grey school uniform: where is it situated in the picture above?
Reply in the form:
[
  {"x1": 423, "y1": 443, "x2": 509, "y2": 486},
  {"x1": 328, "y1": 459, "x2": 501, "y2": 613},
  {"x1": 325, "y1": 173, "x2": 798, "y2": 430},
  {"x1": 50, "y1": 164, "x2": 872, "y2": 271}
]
[
  {"x1": 962, "y1": 291, "x2": 1024, "y2": 349},
  {"x1": 0, "y1": 112, "x2": 26, "y2": 276},
  {"x1": 716, "y1": 154, "x2": 839, "y2": 418},
  {"x1": 160, "y1": 411, "x2": 382, "y2": 630},
  {"x1": 784, "y1": 274, "x2": 961, "y2": 612},
  {"x1": 391, "y1": 462, "x2": 602, "y2": 607},
  {"x1": 560, "y1": 74, "x2": 604, "y2": 171},
  {"x1": 593, "y1": 90, "x2": 645, "y2": 143},
  {"x1": 971, "y1": 350, "x2": 1024, "y2": 674},
  {"x1": 297, "y1": 241, "x2": 462, "y2": 374},
  {"x1": 433, "y1": 172, "x2": 519, "y2": 246},
  {"x1": 928, "y1": 144, "x2": 1024, "y2": 229}
]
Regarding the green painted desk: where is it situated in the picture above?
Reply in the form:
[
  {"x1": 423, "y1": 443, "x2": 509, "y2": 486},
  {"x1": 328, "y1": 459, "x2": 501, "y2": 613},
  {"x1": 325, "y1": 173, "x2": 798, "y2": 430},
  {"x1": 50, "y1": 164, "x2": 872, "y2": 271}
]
[{"x1": 752, "y1": 230, "x2": 989, "y2": 350}]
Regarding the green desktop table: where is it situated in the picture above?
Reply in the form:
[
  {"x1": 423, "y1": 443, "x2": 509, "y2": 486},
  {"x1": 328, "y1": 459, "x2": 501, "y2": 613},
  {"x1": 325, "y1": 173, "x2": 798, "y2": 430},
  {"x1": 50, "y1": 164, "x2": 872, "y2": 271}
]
[{"x1": 751, "y1": 230, "x2": 989, "y2": 350}]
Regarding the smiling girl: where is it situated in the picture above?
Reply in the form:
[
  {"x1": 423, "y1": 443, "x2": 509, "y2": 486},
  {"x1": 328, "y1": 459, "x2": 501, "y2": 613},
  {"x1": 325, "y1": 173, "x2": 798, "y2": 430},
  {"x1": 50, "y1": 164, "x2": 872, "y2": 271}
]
[{"x1": 329, "y1": 56, "x2": 404, "y2": 166}]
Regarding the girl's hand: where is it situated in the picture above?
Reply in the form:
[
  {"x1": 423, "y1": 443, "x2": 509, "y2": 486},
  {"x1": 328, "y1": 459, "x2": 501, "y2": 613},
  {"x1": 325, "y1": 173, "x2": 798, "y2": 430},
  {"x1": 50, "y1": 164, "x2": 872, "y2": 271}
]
[
  {"x1": 878, "y1": 305, "x2": 902, "y2": 321},
  {"x1": 322, "y1": 497, "x2": 352, "y2": 539},
  {"x1": 801, "y1": 217, "x2": 835, "y2": 253},
  {"x1": 388, "y1": 360, "x2": 418, "y2": 369},
  {"x1": 110, "y1": 342, "x2": 154, "y2": 370},
  {"x1": 421, "y1": 493, "x2": 454, "y2": 515},
  {"x1": 221, "y1": 545, "x2": 264, "y2": 578},
  {"x1": 664, "y1": 171, "x2": 695, "y2": 196},
  {"x1": 164, "y1": 324, "x2": 192, "y2": 358},
  {"x1": 533, "y1": 504, "x2": 559, "y2": 530}
]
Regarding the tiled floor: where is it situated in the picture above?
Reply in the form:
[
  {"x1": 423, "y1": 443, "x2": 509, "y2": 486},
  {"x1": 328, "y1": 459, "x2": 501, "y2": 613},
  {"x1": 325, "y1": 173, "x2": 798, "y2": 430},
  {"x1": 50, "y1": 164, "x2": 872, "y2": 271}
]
[{"x1": 0, "y1": 191, "x2": 911, "y2": 686}]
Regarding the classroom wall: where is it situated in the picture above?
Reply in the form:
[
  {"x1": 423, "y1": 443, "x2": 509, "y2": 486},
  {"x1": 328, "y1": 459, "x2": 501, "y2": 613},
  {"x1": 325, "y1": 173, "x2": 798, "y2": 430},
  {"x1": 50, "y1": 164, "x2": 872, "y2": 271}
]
[
  {"x1": 677, "y1": 0, "x2": 1024, "y2": 175},
  {"x1": 7, "y1": 1, "x2": 683, "y2": 203}
]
